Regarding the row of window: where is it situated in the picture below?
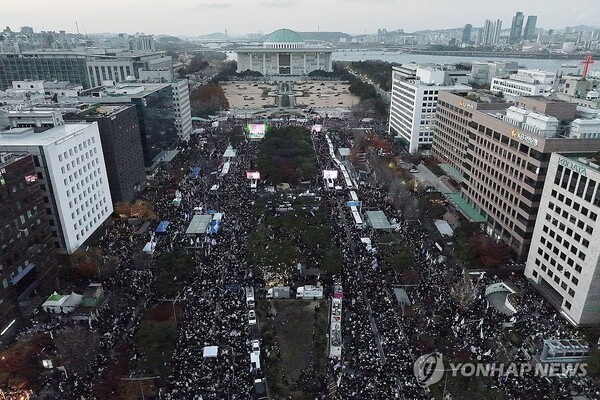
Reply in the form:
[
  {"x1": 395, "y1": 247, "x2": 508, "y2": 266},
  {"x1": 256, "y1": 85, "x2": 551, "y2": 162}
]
[
  {"x1": 57, "y1": 138, "x2": 96, "y2": 162},
  {"x1": 554, "y1": 165, "x2": 600, "y2": 208}
]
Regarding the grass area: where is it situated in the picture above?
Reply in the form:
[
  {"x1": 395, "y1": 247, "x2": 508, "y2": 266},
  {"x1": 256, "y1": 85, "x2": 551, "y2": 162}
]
[
  {"x1": 248, "y1": 194, "x2": 342, "y2": 284},
  {"x1": 256, "y1": 126, "x2": 317, "y2": 184},
  {"x1": 134, "y1": 304, "x2": 178, "y2": 378}
]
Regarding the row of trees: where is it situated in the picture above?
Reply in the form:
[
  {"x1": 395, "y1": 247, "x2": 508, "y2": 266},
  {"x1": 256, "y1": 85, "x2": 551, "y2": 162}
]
[{"x1": 256, "y1": 126, "x2": 317, "y2": 184}]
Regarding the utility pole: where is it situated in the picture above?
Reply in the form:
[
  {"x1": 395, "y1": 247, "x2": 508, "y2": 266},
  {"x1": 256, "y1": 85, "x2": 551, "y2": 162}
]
[{"x1": 158, "y1": 290, "x2": 185, "y2": 328}]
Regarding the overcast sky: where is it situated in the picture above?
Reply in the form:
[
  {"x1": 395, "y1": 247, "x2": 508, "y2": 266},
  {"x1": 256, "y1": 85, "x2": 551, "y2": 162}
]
[{"x1": 3, "y1": 0, "x2": 598, "y2": 37}]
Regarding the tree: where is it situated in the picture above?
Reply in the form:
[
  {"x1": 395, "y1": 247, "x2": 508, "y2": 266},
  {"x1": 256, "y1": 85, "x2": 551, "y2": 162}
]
[
  {"x1": 71, "y1": 247, "x2": 101, "y2": 278},
  {"x1": 186, "y1": 55, "x2": 209, "y2": 74},
  {"x1": 190, "y1": 83, "x2": 229, "y2": 117}
]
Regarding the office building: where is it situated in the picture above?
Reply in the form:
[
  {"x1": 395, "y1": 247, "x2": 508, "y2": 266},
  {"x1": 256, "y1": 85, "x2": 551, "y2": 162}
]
[
  {"x1": 171, "y1": 79, "x2": 193, "y2": 141},
  {"x1": 236, "y1": 28, "x2": 333, "y2": 76},
  {"x1": 65, "y1": 105, "x2": 145, "y2": 202},
  {"x1": 0, "y1": 154, "x2": 58, "y2": 343},
  {"x1": 470, "y1": 61, "x2": 519, "y2": 86},
  {"x1": 0, "y1": 52, "x2": 89, "y2": 90},
  {"x1": 388, "y1": 65, "x2": 471, "y2": 153},
  {"x1": 79, "y1": 82, "x2": 185, "y2": 166},
  {"x1": 462, "y1": 24, "x2": 472, "y2": 45},
  {"x1": 481, "y1": 19, "x2": 502, "y2": 46},
  {"x1": 525, "y1": 152, "x2": 600, "y2": 325},
  {"x1": 490, "y1": 69, "x2": 557, "y2": 100},
  {"x1": 0, "y1": 119, "x2": 113, "y2": 254},
  {"x1": 85, "y1": 50, "x2": 172, "y2": 87},
  {"x1": 0, "y1": 50, "x2": 173, "y2": 90},
  {"x1": 129, "y1": 34, "x2": 156, "y2": 52},
  {"x1": 523, "y1": 16, "x2": 538, "y2": 41},
  {"x1": 509, "y1": 11, "x2": 525, "y2": 44},
  {"x1": 432, "y1": 92, "x2": 600, "y2": 260}
]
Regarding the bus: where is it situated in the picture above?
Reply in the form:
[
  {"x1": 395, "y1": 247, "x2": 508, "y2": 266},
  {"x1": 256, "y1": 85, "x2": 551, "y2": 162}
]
[
  {"x1": 350, "y1": 206, "x2": 364, "y2": 229},
  {"x1": 245, "y1": 287, "x2": 255, "y2": 309}
]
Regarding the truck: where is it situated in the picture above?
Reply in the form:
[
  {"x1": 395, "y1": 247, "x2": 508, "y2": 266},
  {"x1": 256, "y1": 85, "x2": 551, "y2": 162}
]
[
  {"x1": 266, "y1": 286, "x2": 291, "y2": 299},
  {"x1": 296, "y1": 285, "x2": 324, "y2": 300},
  {"x1": 245, "y1": 287, "x2": 255, "y2": 309}
]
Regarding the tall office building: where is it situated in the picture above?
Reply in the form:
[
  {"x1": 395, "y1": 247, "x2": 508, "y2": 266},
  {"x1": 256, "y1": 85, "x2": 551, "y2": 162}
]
[
  {"x1": 523, "y1": 16, "x2": 538, "y2": 41},
  {"x1": 462, "y1": 24, "x2": 473, "y2": 45},
  {"x1": 509, "y1": 11, "x2": 525, "y2": 44},
  {"x1": 481, "y1": 19, "x2": 502, "y2": 45},
  {"x1": 171, "y1": 79, "x2": 193, "y2": 141},
  {"x1": 388, "y1": 65, "x2": 471, "y2": 153},
  {"x1": 0, "y1": 154, "x2": 58, "y2": 343},
  {"x1": 79, "y1": 82, "x2": 186, "y2": 166},
  {"x1": 0, "y1": 118, "x2": 113, "y2": 254},
  {"x1": 524, "y1": 152, "x2": 600, "y2": 326},
  {"x1": 65, "y1": 105, "x2": 146, "y2": 202},
  {"x1": 432, "y1": 92, "x2": 600, "y2": 260}
]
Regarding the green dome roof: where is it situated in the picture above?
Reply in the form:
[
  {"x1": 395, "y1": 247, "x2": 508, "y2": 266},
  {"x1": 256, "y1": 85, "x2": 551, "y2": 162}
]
[{"x1": 265, "y1": 28, "x2": 303, "y2": 43}]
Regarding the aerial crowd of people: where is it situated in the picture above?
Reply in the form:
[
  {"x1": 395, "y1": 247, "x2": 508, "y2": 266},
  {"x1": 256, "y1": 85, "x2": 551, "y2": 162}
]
[{"x1": 22, "y1": 115, "x2": 600, "y2": 399}]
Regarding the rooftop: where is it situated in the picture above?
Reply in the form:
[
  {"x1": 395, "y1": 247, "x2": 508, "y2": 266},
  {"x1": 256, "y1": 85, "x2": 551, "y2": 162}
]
[
  {"x1": 0, "y1": 123, "x2": 93, "y2": 146},
  {"x1": 265, "y1": 28, "x2": 303, "y2": 43}
]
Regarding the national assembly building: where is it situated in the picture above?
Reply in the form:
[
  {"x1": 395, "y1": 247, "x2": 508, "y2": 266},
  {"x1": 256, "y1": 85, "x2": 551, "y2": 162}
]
[{"x1": 235, "y1": 28, "x2": 333, "y2": 77}]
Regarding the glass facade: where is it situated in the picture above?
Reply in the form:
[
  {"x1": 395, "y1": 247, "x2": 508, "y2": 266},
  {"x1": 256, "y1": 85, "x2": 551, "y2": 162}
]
[
  {"x1": 132, "y1": 86, "x2": 178, "y2": 166},
  {"x1": 0, "y1": 53, "x2": 89, "y2": 90}
]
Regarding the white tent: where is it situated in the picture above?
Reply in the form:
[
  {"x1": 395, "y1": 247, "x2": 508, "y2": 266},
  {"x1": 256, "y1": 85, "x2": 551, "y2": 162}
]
[
  {"x1": 434, "y1": 219, "x2": 454, "y2": 237},
  {"x1": 203, "y1": 346, "x2": 219, "y2": 358},
  {"x1": 42, "y1": 292, "x2": 82, "y2": 314}
]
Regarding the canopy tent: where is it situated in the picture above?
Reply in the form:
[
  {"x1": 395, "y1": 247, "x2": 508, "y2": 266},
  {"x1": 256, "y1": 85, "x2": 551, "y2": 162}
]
[
  {"x1": 152, "y1": 149, "x2": 180, "y2": 164},
  {"x1": 203, "y1": 346, "x2": 219, "y2": 358},
  {"x1": 186, "y1": 215, "x2": 213, "y2": 235},
  {"x1": 219, "y1": 162, "x2": 231, "y2": 178},
  {"x1": 156, "y1": 221, "x2": 170, "y2": 234},
  {"x1": 143, "y1": 241, "x2": 156, "y2": 254},
  {"x1": 365, "y1": 210, "x2": 392, "y2": 231},
  {"x1": 434, "y1": 219, "x2": 454, "y2": 237},
  {"x1": 223, "y1": 146, "x2": 237, "y2": 160},
  {"x1": 209, "y1": 215, "x2": 222, "y2": 234},
  {"x1": 42, "y1": 292, "x2": 82, "y2": 314},
  {"x1": 189, "y1": 167, "x2": 201, "y2": 179}
]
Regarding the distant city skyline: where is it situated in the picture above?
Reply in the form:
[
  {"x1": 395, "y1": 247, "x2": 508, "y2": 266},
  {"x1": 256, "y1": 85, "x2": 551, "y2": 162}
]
[{"x1": 3, "y1": 0, "x2": 599, "y2": 37}]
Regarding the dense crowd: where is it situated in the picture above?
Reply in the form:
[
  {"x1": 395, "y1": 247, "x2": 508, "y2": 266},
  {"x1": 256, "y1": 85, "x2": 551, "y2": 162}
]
[{"x1": 28, "y1": 115, "x2": 600, "y2": 399}]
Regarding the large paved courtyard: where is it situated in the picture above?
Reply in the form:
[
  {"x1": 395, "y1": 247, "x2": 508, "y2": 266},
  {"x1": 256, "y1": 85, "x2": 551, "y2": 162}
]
[{"x1": 222, "y1": 80, "x2": 360, "y2": 113}]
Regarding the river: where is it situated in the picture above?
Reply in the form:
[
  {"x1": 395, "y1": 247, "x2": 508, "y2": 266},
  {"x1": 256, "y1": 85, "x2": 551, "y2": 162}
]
[{"x1": 332, "y1": 50, "x2": 586, "y2": 74}]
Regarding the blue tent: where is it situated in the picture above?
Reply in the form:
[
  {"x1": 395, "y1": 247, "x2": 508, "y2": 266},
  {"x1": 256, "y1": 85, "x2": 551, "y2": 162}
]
[
  {"x1": 156, "y1": 221, "x2": 170, "y2": 234},
  {"x1": 189, "y1": 167, "x2": 201, "y2": 179},
  {"x1": 209, "y1": 220, "x2": 220, "y2": 234}
]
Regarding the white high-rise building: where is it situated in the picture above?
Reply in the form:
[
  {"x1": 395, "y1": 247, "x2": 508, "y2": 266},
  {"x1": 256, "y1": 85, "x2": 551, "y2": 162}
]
[
  {"x1": 0, "y1": 121, "x2": 113, "y2": 254},
  {"x1": 172, "y1": 79, "x2": 192, "y2": 141},
  {"x1": 388, "y1": 65, "x2": 471, "y2": 153},
  {"x1": 525, "y1": 152, "x2": 600, "y2": 326}
]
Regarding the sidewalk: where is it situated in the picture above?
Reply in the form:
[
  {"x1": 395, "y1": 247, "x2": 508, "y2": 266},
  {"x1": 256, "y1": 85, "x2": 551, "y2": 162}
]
[{"x1": 413, "y1": 164, "x2": 457, "y2": 194}]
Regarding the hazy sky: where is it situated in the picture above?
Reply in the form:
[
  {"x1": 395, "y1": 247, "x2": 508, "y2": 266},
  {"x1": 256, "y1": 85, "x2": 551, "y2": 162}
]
[{"x1": 2, "y1": 0, "x2": 599, "y2": 37}]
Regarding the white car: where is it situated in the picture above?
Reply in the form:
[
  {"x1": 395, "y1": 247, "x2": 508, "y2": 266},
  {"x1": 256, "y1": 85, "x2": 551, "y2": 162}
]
[
  {"x1": 248, "y1": 310, "x2": 257, "y2": 325},
  {"x1": 251, "y1": 339, "x2": 260, "y2": 353}
]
